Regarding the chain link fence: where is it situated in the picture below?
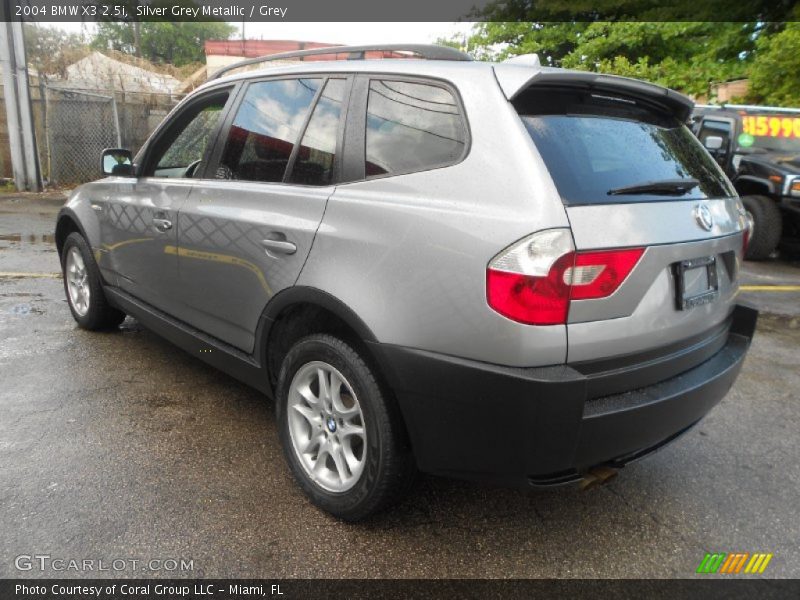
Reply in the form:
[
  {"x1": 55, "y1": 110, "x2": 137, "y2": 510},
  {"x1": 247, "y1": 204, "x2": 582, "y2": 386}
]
[
  {"x1": 43, "y1": 88, "x2": 120, "y2": 185},
  {"x1": 1, "y1": 78, "x2": 184, "y2": 186}
]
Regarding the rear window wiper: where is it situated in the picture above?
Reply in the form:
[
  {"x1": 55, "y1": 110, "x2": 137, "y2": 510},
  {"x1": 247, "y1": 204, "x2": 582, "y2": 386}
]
[{"x1": 607, "y1": 178, "x2": 700, "y2": 196}]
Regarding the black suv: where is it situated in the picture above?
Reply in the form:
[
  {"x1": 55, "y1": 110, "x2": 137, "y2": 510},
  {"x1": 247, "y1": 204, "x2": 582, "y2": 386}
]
[{"x1": 692, "y1": 105, "x2": 800, "y2": 260}]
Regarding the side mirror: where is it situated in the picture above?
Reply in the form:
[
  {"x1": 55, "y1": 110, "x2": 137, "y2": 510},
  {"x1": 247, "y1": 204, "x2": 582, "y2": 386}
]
[
  {"x1": 703, "y1": 136, "x2": 724, "y2": 151},
  {"x1": 101, "y1": 148, "x2": 134, "y2": 177}
]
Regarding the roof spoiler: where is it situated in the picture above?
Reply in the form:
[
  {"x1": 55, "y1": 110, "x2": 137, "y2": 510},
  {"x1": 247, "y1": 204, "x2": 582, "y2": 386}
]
[{"x1": 496, "y1": 68, "x2": 694, "y2": 122}]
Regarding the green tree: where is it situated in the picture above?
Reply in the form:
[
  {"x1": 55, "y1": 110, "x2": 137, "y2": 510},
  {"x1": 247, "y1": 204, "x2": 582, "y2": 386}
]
[
  {"x1": 92, "y1": 20, "x2": 235, "y2": 67},
  {"x1": 748, "y1": 22, "x2": 800, "y2": 107},
  {"x1": 23, "y1": 24, "x2": 87, "y2": 76},
  {"x1": 464, "y1": 21, "x2": 761, "y2": 97},
  {"x1": 465, "y1": 22, "x2": 590, "y2": 64}
]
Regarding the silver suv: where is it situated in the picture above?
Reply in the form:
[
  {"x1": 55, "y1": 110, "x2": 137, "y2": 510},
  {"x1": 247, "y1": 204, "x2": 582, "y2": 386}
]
[{"x1": 56, "y1": 45, "x2": 757, "y2": 520}]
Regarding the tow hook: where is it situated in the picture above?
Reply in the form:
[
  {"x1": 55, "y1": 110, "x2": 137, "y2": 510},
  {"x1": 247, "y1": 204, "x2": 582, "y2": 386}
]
[{"x1": 579, "y1": 466, "x2": 618, "y2": 491}]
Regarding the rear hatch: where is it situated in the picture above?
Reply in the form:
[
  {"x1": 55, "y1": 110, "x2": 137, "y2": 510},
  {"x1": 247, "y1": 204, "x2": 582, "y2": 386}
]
[{"x1": 510, "y1": 76, "x2": 747, "y2": 367}]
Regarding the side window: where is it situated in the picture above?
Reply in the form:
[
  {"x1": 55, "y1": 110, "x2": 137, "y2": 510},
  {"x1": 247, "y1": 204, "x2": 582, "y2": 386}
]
[
  {"x1": 365, "y1": 79, "x2": 466, "y2": 178},
  {"x1": 287, "y1": 79, "x2": 347, "y2": 186},
  {"x1": 147, "y1": 91, "x2": 229, "y2": 178},
  {"x1": 216, "y1": 78, "x2": 322, "y2": 183}
]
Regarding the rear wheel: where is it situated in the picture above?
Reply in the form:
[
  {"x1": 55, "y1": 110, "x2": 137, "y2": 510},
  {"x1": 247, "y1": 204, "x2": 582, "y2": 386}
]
[
  {"x1": 276, "y1": 334, "x2": 415, "y2": 521},
  {"x1": 61, "y1": 232, "x2": 125, "y2": 330},
  {"x1": 742, "y1": 195, "x2": 782, "y2": 261}
]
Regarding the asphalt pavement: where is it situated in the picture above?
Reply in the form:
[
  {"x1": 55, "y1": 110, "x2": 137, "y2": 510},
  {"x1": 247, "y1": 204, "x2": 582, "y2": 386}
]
[{"x1": 0, "y1": 193, "x2": 798, "y2": 579}]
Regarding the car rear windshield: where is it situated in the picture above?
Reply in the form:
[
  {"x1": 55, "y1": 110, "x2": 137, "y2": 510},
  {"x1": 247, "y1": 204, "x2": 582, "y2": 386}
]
[{"x1": 515, "y1": 88, "x2": 734, "y2": 205}]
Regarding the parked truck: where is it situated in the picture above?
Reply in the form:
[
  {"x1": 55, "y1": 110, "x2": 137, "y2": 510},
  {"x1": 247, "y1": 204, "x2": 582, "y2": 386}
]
[{"x1": 692, "y1": 104, "x2": 800, "y2": 260}]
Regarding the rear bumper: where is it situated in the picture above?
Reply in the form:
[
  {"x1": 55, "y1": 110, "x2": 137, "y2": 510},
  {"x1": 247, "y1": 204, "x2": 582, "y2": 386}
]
[{"x1": 370, "y1": 304, "x2": 758, "y2": 486}]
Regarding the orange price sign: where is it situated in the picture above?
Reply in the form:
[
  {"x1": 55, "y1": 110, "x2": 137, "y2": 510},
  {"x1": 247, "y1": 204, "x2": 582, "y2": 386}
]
[{"x1": 742, "y1": 114, "x2": 800, "y2": 138}]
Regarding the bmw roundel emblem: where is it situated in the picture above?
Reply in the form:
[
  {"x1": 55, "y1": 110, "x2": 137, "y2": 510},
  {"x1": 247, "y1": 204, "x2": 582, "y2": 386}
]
[{"x1": 694, "y1": 204, "x2": 714, "y2": 232}]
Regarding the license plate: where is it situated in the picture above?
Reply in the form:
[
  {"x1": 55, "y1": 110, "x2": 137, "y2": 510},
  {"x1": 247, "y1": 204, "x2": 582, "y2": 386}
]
[{"x1": 673, "y1": 256, "x2": 719, "y2": 310}]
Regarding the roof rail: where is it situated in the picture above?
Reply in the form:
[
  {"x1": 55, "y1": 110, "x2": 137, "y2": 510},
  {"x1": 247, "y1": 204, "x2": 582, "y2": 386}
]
[
  {"x1": 696, "y1": 103, "x2": 800, "y2": 115},
  {"x1": 209, "y1": 44, "x2": 473, "y2": 81}
]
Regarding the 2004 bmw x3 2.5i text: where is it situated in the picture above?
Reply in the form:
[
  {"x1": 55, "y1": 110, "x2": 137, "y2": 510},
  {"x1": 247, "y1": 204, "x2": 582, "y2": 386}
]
[{"x1": 55, "y1": 45, "x2": 757, "y2": 520}]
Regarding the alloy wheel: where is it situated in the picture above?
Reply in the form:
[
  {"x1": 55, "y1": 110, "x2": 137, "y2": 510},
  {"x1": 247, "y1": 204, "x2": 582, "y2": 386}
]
[
  {"x1": 65, "y1": 246, "x2": 90, "y2": 317},
  {"x1": 287, "y1": 361, "x2": 367, "y2": 493}
]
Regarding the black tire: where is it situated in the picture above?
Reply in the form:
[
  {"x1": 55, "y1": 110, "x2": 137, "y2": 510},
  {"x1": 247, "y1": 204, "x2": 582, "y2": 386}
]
[
  {"x1": 742, "y1": 195, "x2": 782, "y2": 261},
  {"x1": 276, "y1": 334, "x2": 415, "y2": 521},
  {"x1": 61, "y1": 232, "x2": 126, "y2": 330},
  {"x1": 778, "y1": 214, "x2": 800, "y2": 259}
]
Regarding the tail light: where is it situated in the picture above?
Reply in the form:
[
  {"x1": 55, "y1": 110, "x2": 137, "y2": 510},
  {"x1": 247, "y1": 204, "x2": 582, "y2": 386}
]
[
  {"x1": 566, "y1": 248, "x2": 646, "y2": 300},
  {"x1": 742, "y1": 227, "x2": 750, "y2": 256},
  {"x1": 486, "y1": 229, "x2": 644, "y2": 325}
]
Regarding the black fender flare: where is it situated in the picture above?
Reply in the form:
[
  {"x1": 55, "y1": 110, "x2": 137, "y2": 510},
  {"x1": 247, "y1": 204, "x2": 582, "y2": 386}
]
[
  {"x1": 55, "y1": 207, "x2": 91, "y2": 259},
  {"x1": 733, "y1": 175, "x2": 776, "y2": 196},
  {"x1": 253, "y1": 286, "x2": 379, "y2": 369}
]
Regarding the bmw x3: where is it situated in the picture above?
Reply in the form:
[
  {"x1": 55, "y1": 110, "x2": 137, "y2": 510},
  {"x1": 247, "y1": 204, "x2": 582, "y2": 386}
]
[{"x1": 55, "y1": 45, "x2": 757, "y2": 520}]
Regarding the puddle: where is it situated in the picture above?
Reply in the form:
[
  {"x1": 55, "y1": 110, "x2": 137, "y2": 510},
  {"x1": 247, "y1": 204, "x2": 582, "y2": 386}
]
[
  {"x1": 9, "y1": 303, "x2": 44, "y2": 315},
  {"x1": 0, "y1": 233, "x2": 56, "y2": 244},
  {"x1": 1, "y1": 293, "x2": 44, "y2": 298}
]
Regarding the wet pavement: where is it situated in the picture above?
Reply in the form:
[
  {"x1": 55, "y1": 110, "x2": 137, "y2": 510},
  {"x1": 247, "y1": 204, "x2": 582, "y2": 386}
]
[{"x1": 0, "y1": 192, "x2": 798, "y2": 579}]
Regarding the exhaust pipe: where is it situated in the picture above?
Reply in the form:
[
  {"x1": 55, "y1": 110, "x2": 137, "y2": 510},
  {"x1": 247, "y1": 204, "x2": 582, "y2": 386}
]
[{"x1": 579, "y1": 466, "x2": 618, "y2": 491}]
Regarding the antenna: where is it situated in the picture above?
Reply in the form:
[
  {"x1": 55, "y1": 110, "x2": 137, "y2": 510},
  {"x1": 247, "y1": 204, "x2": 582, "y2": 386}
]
[{"x1": 503, "y1": 54, "x2": 542, "y2": 68}]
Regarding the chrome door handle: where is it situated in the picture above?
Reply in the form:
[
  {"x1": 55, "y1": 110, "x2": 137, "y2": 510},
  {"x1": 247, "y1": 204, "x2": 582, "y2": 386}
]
[
  {"x1": 153, "y1": 218, "x2": 172, "y2": 232},
  {"x1": 260, "y1": 239, "x2": 297, "y2": 255}
]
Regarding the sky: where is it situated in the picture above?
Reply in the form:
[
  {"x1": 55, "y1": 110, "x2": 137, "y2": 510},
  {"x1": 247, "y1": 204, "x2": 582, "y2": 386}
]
[{"x1": 40, "y1": 21, "x2": 476, "y2": 46}]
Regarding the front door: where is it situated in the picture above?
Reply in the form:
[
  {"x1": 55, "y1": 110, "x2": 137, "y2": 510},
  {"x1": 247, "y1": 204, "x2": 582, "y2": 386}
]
[
  {"x1": 98, "y1": 87, "x2": 234, "y2": 315},
  {"x1": 176, "y1": 76, "x2": 350, "y2": 351}
]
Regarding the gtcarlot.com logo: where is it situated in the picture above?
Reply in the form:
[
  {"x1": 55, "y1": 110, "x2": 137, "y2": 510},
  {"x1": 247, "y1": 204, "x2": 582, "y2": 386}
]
[
  {"x1": 696, "y1": 552, "x2": 773, "y2": 574},
  {"x1": 15, "y1": 554, "x2": 194, "y2": 573}
]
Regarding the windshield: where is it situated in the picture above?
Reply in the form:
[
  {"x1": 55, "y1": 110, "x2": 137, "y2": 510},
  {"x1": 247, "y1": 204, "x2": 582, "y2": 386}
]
[
  {"x1": 739, "y1": 114, "x2": 800, "y2": 153},
  {"x1": 515, "y1": 89, "x2": 733, "y2": 205}
]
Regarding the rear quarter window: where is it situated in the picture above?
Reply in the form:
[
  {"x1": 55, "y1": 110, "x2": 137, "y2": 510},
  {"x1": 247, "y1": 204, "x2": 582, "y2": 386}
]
[
  {"x1": 516, "y1": 89, "x2": 734, "y2": 204},
  {"x1": 365, "y1": 79, "x2": 467, "y2": 178}
]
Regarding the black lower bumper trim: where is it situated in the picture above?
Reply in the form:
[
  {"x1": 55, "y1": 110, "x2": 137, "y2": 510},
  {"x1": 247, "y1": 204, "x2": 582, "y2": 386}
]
[{"x1": 370, "y1": 304, "x2": 757, "y2": 487}]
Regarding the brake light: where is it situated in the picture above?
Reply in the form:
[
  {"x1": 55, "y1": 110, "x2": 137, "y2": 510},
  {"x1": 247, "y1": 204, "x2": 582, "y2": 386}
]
[
  {"x1": 487, "y1": 253, "x2": 575, "y2": 325},
  {"x1": 486, "y1": 229, "x2": 644, "y2": 325}
]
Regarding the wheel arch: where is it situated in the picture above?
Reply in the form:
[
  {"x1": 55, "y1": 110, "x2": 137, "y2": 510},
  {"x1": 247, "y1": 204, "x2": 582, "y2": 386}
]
[
  {"x1": 255, "y1": 286, "x2": 411, "y2": 447},
  {"x1": 734, "y1": 175, "x2": 776, "y2": 197},
  {"x1": 257, "y1": 286, "x2": 380, "y2": 389},
  {"x1": 55, "y1": 208, "x2": 90, "y2": 260},
  {"x1": 259, "y1": 287, "x2": 416, "y2": 460}
]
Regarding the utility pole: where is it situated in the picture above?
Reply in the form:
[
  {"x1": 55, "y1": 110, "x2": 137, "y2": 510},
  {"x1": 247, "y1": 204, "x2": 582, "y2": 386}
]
[
  {"x1": 133, "y1": 22, "x2": 141, "y2": 58},
  {"x1": 132, "y1": 0, "x2": 141, "y2": 58},
  {"x1": 0, "y1": 8, "x2": 42, "y2": 191},
  {"x1": 0, "y1": 22, "x2": 25, "y2": 189},
  {"x1": 10, "y1": 19, "x2": 40, "y2": 191}
]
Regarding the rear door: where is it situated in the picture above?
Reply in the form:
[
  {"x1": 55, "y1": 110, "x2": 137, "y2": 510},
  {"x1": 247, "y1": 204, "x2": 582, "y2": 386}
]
[
  {"x1": 176, "y1": 75, "x2": 351, "y2": 352},
  {"x1": 515, "y1": 86, "x2": 747, "y2": 363}
]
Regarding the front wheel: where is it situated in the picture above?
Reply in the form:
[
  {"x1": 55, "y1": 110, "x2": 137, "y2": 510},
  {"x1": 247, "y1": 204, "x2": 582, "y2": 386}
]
[
  {"x1": 276, "y1": 334, "x2": 415, "y2": 521},
  {"x1": 61, "y1": 232, "x2": 125, "y2": 330},
  {"x1": 742, "y1": 195, "x2": 782, "y2": 261}
]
